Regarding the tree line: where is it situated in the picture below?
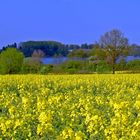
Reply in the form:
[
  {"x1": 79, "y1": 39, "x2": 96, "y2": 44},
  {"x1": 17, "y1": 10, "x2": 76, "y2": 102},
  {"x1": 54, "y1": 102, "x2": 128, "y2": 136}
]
[
  {"x1": 0, "y1": 41, "x2": 94, "y2": 57},
  {"x1": 1, "y1": 29, "x2": 140, "y2": 74}
]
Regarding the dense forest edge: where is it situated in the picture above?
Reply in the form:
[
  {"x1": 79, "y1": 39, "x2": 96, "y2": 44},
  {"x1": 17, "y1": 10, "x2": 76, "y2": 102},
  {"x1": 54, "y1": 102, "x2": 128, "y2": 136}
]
[{"x1": 1, "y1": 29, "x2": 140, "y2": 74}]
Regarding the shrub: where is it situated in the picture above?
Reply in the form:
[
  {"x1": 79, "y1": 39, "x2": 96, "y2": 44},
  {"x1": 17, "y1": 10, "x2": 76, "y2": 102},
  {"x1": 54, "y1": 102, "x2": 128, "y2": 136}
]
[
  {"x1": 116, "y1": 59, "x2": 127, "y2": 71},
  {"x1": 0, "y1": 48, "x2": 24, "y2": 74},
  {"x1": 126, "y1": 59, "x2": 140, "y2": 71},
  {"x1": 40, "y1": 65, "x2": 53, "y2": 74},
  {"x1": 21, "y1": 57, "x2": 42, "y2": 74},
  {"x1": 96, "y1": 60, "x2": 111, "y2": 73},
  {"x1": 60, "y1": 60, "x2": 83, "y2": 74}
]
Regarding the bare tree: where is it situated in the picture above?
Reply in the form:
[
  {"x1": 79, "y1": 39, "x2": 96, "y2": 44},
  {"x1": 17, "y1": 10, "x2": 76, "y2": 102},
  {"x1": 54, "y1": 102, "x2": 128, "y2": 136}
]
[
  {"x1": 32, "y1": 49, "x2": 45, "y2": 58},
  {"x1": 99, "y1": 29, "x2": 129, "y2": 74}
]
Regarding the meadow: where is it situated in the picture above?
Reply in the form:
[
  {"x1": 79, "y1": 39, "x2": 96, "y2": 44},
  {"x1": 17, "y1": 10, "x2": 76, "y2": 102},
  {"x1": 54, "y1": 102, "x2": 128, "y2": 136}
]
[{"x1": 0, "y1": 74, "x2": 140, "y2": 139}]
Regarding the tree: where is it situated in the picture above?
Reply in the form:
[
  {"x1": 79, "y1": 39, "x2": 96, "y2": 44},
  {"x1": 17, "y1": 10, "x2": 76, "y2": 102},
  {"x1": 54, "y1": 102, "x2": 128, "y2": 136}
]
[
  {"x1": 32, "y1": 49, "x2": 45, "y2": 58},
  {"x1": 68, "y1": 49, "x2": 89, "y2": 58},
  {"x1": 99, "y1": 29, "x2": 129, "y2": 74},
  {"x1": 0, "y1": 43, "x2": 17, "y2": 53},
  {"x1": 90, "y1": 44, "x2": 106, "y2": 60},
  {"x1": 0, "y1": 48, "x2": 24, "y2": 74},
  {"x1": 127, "y1": 60, "x2": 140, "y2": 72},
  {"x1": 19, "y1": 41, "x2": 69, "y2": 57},
  {"x1": 21, "y1": 50, "x2": 45, "y2": 74},
  {"x1": 21, "y1": 57, "x2": 42, "y2": 74}
]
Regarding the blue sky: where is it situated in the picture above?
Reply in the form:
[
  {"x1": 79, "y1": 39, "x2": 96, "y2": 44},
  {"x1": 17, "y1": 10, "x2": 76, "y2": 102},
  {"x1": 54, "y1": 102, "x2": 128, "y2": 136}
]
[{"x1": 0, "y1": 0, "x2": 140, "y2": 48}]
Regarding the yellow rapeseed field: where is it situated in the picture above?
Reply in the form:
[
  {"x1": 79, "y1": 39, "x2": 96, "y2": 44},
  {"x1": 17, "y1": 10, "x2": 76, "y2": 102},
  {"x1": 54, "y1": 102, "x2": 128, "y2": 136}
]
[{"x1": 0, "y1": 74, "x2": 140, "y2": 139}]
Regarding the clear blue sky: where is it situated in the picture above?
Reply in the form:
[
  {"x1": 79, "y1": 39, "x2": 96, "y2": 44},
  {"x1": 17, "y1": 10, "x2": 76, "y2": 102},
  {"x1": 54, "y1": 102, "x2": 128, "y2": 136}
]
[{"x1": 0, "y1": 0, "x2": 140, "y2": 48}]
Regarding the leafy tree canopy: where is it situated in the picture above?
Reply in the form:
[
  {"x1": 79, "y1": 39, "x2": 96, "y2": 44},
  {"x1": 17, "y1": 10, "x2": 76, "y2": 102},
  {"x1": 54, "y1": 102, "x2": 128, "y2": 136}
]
[{"x1": 0, "y1": 48, "x2": 24, "y2": 74}]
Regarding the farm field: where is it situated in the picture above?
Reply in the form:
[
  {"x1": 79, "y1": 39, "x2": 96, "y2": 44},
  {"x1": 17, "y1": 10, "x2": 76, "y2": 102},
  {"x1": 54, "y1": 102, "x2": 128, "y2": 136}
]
[{"x1": 0, "y1": 74, "x2": 140, "y2": 139}]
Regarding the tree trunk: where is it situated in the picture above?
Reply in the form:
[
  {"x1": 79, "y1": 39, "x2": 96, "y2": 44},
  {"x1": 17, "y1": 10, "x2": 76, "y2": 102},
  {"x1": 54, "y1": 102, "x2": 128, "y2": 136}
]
[
  {"x1": 112, "y1": 65, "x2": 115, "y2": 74},
  {"x1": 112, "y1": 57, "x2": 116, "y2": 74}
]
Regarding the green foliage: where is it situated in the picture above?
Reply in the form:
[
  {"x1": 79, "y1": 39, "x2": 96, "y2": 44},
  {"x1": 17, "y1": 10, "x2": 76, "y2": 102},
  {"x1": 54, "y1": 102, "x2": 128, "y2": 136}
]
[
  {"x1": 0, "y1": 48, "x2": 24, "y2": 74},
  {"x1": 56, "y1": 60, "x2": 111, "y2": 74},
  {"x1": 68, "y1": 49, "x2": 89, "y2": 58},
  {"x1": 96, "y1": 60, "x2": 111, "y2": 73},
  {"x1": 126, "y1": 60, "x2": 140, "y2": 71},
  {"x1": 39, "y1": 65, "x2": 53, "y2": 74},
  {"x1": 0, "y1": 43, "x2": 17, "y2": 53},
  {"x1": 90, "y1": 44, "x2": 106, "y2": 60},
  {"x1": 21, "y1": 57, "x2": 42, "y2": 74},
  {"x1": 86, "y1": 61, "x2": 97, "y2": 72},
  {"x1": 61, "y1": 60, "x2": 83, "y2": 74},
  {"x1": 116, "y1": 59, "x2": 127, "y2": 71}
]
